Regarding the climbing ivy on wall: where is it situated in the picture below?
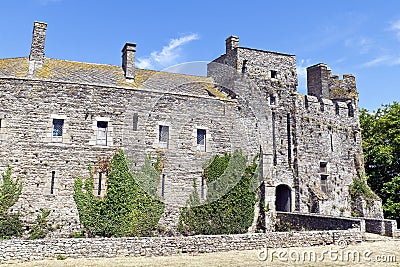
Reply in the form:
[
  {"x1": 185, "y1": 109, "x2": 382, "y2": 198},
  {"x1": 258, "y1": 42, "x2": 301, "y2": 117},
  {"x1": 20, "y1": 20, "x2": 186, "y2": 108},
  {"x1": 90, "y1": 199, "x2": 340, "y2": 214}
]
[
  {"x1": 178, "y1": 150, "x2": 259, "y2": 235},
  {"x1": 73, "y1": 149, "x2": 165, "y2": 237}
]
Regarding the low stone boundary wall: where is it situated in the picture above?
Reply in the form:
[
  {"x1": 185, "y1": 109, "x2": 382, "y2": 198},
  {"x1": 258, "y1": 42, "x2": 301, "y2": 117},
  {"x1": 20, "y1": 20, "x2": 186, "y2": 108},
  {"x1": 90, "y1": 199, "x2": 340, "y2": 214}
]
[
  {"x1": 276, "y1": 212, "x2": 361, "y2": 231},
  {"x1": 0, "y1": 230, "x2": 362, "y2": 262},
  {"x1": 364, "y1": 218, "x2": 398, "y2": 237}
]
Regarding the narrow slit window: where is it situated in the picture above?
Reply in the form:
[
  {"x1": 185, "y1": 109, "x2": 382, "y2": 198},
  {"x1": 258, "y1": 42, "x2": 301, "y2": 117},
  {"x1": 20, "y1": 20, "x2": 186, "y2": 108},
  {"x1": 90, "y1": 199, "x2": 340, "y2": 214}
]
[
  {"x1": 319, "y1": 162, "x2": 327, "y2": 173},
  {"x1": 0, "y1": 118, "x2": 2, "y2": 129},
  {"x1": 197, "y1": 129, "x2": 206, "y2": 152},
  {"x1": 201, "y1": 176, "x2": 205, "y2": 200},
  {"x1": 98, "y1": 172, "x2": 102, "y2": 196},
  {"x1": 133, "y1": 113, "x2": 138, "y2": 131},
  {"x1": 241, "y1": 60, "x2": 247, "y2": 74},
  {"x1": 272, "y1": 112, "x2": 277, "y2": 166},
  {"x1": 50, "y1": 171, "x2": 55, "y2": 194},
  {"x1": 287, "y1": 113, "x2": 291, "y2": 166},
  {"x1": 270, "y1": 70, "x2": 277, "y2": 79},
  {"x1": 320, "y1": 174, "x2": 328, "y2": 193},
  {"x1": 97, "y1": 121, "x2": 108, "y2": 146},
  {"x1": 270, "y1": 95, "x2": 276, "y2": 105},
  {"x1": 161, "y1": 174, "x2": 165, "y2": 198},
  {"x1": 52, "y1": 119, "x2": 64, "y2": 142},
  {"x1": 159, "y1": 125, "x2": 169, "y2": 149}
]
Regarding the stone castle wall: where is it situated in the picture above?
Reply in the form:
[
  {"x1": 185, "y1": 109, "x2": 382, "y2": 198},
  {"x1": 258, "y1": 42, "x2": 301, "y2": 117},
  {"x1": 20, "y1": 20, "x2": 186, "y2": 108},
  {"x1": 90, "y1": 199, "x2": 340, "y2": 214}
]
[{"x1": 0, "y1": 22, "x2": 383, "y2": 237}]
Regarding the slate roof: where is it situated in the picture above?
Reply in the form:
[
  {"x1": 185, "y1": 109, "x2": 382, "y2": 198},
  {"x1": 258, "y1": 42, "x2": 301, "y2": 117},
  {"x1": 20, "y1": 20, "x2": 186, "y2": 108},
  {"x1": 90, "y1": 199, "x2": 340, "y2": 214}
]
[{"x1": 0, "y1": 57, "x2": 229, "y2": 99}]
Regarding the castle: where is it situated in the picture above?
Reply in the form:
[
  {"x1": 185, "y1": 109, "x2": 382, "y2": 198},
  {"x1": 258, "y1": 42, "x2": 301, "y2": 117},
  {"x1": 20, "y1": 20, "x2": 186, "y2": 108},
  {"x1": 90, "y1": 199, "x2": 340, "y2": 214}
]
[{"x1": 0, "y1": 22, "x2": 383, "y2": 236}]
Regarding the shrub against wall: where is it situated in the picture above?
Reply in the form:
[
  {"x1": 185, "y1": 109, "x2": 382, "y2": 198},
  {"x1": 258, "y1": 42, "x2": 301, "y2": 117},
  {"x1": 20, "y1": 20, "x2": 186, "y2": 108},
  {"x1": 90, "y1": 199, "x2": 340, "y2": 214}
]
[
  {"x1": 0, "y1": 168, "x2": 23, "y2": 239},
  {"x1": 73, "y1": 149, "x2": 165, "y2": 237},
  {"x1": 178, "y1": 150, "x2": 259, "y2": 235}
]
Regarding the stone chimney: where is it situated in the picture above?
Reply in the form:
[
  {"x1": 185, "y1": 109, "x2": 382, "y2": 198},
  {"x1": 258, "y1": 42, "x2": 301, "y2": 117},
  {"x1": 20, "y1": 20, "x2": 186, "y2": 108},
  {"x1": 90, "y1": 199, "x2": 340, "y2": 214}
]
[
  {"x1": 122, "y1": 43, "x2": 136, "y2": 79},
  {"x1": 29, "y1": 21, "x2": 47, "y2": 74},
  {"x1": 225, "y1": 36, "x2": 239, "y2": 53}
]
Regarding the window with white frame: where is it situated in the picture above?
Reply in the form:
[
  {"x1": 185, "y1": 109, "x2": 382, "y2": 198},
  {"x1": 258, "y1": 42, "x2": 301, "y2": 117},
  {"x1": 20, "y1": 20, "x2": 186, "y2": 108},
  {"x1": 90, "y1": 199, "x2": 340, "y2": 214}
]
[
  {"x1": 97, "y1": 121, "x2": 108, "y2": 145},
  {"x1": 197, "y1": 129, "x2": 206, "y2": 152},
  {"x1": 158, "y1": 125, "x2": 169, "y2": 149},
  {"x1": 52, "y1": 119, "x2": 64, "y2": 142}
]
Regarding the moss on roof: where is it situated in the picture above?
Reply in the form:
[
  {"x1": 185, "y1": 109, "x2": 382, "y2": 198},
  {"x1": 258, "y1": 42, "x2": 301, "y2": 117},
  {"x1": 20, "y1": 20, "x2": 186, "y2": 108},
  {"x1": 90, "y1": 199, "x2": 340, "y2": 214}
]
[
  {"x1": 0, "y1": 57, "x2": 228, "y2": 100},
  {"x1": 0, "y1": 57, "x2": 29, "y2": 78}
]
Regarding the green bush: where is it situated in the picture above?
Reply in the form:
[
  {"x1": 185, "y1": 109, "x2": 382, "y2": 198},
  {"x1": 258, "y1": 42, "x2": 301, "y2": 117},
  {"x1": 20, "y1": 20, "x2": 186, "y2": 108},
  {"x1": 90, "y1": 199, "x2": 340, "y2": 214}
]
[
  {"x1": 74, "y1": 149, "x2": 165, "y2": 237},
  {"x1": 0, "y1": 168, "x2": 23, "y2": 239},
  {"x1": 29, "y1": 209, "x2": 51, "y2": 239},
  {"x1": 178, "y1": 150, "x2": 258, "y2": 235},
  {"x1": 0, "y1": 214, "x2": 23, "y2": 239}
]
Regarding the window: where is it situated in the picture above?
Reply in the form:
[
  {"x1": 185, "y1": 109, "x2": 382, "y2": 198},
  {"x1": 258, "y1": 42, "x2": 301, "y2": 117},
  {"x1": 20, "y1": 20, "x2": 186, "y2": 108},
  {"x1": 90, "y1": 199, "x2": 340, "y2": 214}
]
[
  {"x1": 159, "y1": 125, "x2": 169, "y2": 149},
  {"x1": 270, "y1": 95, "x2": 276, "y2": 105},
  {"x1": 161, "y1": 174, "x2": 165, "y2": 198},
  {"x1": 271, "y1": 70, "x2": 277, "y2": 79},
  {"x1": 97, "y1": 121, "x2": 108, "y2": 145},
  {"x1": 320, "y1": 174, "x2": 328, "y2": 193},
  {"x1": 319, "y1": 162, "x2": 327, "y2": 173},
  {"x1": 272, "y1": 112, "x2": 277, "y2": 166},
  {"x1": 50, "y1": 171, "x2": 55, "y2": 194},
  {"x1": 98, "y1": 172, "x2": 103, "y2": 196},
  {"x1": 133, "y1": 113, "x2": 138, "y2": 131},
  {"x1": 197, "y1": 129, "x2": 206, "y2": 152},
  {"x1": 242, "y1": 60, "x2": 247, "y2": 74},
  {"x1": 52, "y1": 119, "x2": 64, "y2": 142}
]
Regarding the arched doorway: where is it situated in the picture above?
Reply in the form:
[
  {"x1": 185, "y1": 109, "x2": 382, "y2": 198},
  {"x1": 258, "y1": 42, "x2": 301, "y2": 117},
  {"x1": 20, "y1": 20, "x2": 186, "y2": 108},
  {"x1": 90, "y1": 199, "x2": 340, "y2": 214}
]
[{"x1": 275, "y1": 184, "x2": 291, "y2": 212}]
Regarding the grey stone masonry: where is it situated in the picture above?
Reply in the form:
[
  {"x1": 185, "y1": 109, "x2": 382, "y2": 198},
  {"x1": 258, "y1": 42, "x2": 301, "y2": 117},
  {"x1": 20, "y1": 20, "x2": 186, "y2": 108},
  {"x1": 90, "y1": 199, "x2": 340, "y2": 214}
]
[
  {"x1": 122, "y1": 42, "x2": 136, "y2": 79},
  {"x1": 0, "y1": 22, "x2": 386, "y2": 237},
  {"x1": 29, "y1": 21, "x2": 47, "y2": 74},
  {"x1": 0, "y1": 230, "x2": 362, "y2": 263}
]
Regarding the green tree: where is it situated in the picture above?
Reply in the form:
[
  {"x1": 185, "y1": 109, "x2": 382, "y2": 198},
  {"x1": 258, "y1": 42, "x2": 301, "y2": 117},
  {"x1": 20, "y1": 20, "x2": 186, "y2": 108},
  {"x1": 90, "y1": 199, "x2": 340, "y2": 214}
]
[
  {"x1": 74, "y1": 149, "x2": 165, "y2": 237},
  {"x1": 360, "y1": 102, "x2": 400, "y2": 223},
  {"x1": 0, "y1": 167, "x2": 23, "y2": 239}
]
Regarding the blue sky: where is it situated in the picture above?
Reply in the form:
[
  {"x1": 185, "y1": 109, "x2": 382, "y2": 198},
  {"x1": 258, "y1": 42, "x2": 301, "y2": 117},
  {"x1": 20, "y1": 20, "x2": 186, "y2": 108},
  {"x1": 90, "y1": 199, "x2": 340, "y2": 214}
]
[{"x1": 1, "y1": 0, "x2": 399, "y2": 111}]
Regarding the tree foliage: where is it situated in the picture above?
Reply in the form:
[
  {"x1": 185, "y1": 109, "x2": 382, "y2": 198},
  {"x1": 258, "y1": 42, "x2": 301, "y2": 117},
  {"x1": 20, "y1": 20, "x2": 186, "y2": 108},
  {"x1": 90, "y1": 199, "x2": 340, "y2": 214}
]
[
  {"x1": 73, "y1": 149, "x2": 165, "y2": 237},
  {"x1": 29, "y1": 209, "x2": 51, "y2": 239},
  {"x1": 0, "y1": 167, "x2": 23, "y2": 239},
  {"x1": 360, "y1": 102, "x2": 400, "y2": 222},
  {"x1": 178, "y1": 150, "x2": 258, "y2": 235}
]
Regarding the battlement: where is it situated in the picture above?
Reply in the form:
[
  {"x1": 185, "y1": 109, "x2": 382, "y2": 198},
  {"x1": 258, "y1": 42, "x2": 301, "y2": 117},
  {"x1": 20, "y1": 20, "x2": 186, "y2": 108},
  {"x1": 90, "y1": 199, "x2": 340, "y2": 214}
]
[
  {"x1": 294, "y1": 93, "x2": 355, "y2": 118},
  {"x1": 307, "y1": 63, "x2": 357, "y2": 100}
]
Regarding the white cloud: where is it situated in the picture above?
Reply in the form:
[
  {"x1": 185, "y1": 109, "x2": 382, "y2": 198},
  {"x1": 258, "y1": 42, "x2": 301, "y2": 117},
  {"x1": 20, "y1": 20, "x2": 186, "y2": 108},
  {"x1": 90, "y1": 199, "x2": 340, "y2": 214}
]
[
  {"x1": 296, "y1": 59, "x2": 310, "y2": 94},
  {"x1": 136, "y1": 58, "x2": 153, "y2": 69},
  {"x1": 389, "y1": 20, "x2": 400, "y2": 40},
  {"x1": 136, "y1": 33, "x2": 199, "y2": 70},
  {"x1": 345, "y1": 37, "x2": 373, "y2": 54},
  {"x1": 361, "y1": 55, "x2": 395, "y2": 67},
  {"x1": 362, "y1": 56, "x2": 390, "y2": 67}
]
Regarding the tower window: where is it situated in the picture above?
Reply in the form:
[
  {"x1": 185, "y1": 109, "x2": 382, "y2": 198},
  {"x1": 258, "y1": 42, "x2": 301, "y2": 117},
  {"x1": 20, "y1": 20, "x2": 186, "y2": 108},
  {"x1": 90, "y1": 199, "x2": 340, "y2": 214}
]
[
  {"x1": 241, "y1": 60, "x2": 248, "y2": 74},
  {"x1": 271, "y1": 70, "x2": 277, "y2": 79},
  {"x1": 159, "y1": 125, "x2": 169, "y2": 149},
  {"x1": 319, "y1": 162, "x2": 327, "y2": 173},
  {"x1": 197, "y1": 129, "x2": 206, "y2": 152}
]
